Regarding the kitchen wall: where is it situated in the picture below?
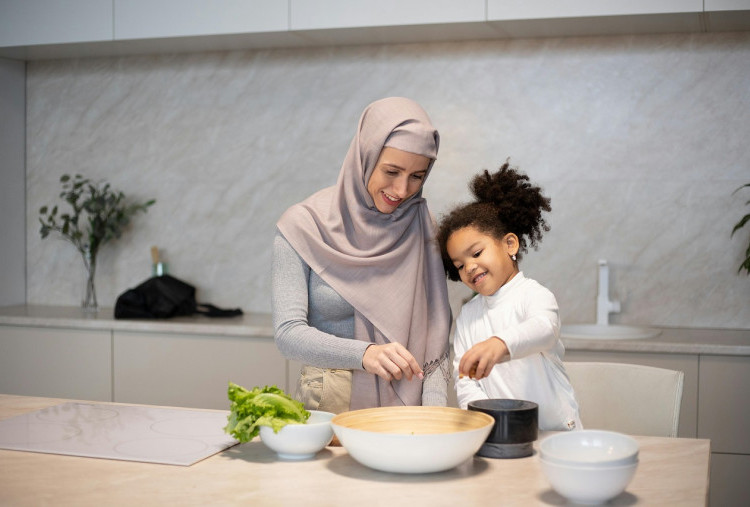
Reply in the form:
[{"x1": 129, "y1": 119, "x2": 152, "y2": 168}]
[{"x1": 25, "y1": 31, "x2": 750, "y2": 329}]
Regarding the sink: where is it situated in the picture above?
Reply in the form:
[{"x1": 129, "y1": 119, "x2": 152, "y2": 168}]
[{"x1": 560, "y1": 324, "x2": 662, "y2": 340}]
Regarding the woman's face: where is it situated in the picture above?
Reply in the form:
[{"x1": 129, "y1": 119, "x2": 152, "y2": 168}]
[
  {"x1": 367, "y1": 147, "x2": 431, "y2": 214},
  {"x1": 446, "y1": 226, "x2": 519, "y2": 296}
]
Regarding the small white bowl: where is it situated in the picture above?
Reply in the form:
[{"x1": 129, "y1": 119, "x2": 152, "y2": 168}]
[
  {"x1": 540, "y1": 458, "x2": 638, "y2": 505},
  {"x1": 331, "y1": 406, "x2": 494, "y2": 474},
  {"x1": 259, "y1": 410, "x2": 334, "y2": 460},
  {"x1": 539, "y1": 430, "x2": 639, "y2": 467}
]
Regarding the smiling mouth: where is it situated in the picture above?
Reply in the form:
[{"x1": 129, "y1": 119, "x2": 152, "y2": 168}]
[
  {"x1": 381, "y1": 191, "x2": 402, "y2": 206},
  {"x1": 472, "y1": 272, "x2": 487, "y2": 285}
]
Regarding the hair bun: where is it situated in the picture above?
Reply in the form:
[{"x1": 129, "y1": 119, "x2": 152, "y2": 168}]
[
  {"x1": 435, "y1": 159, "x2": 551, "y2": 281},
  {"x1": 470, "y1": 161, "x2": 551, "y2": 252},
  {"x1": 470, "y1": 162, "x2": 530, "y2": 206}
]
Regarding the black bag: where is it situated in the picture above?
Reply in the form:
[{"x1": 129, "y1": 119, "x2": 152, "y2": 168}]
[{"x1": 114, "y1": 274, "x2": 243, "y2": 319}]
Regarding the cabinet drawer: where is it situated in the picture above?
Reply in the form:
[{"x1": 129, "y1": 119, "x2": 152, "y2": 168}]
[
  {"x1": 0, "y1": 325, "x2": 111, "y2": 401},
  {"x1": 0, "y1": 0, "x2": 112, "y2": 47},
  {"x1": 708, "y1": 453, "x2": 750, "y2": 506},
  {"x1": 113, "y1": 331, "x2": 287, "y2": 410},
  {"x1": 698, "y1": 355, "x2": 750, "y2": 454}
]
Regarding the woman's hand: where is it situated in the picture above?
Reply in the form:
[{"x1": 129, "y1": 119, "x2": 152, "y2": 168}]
[
  {"x1": 362, "y1": 343, "x2": 424, "y2": 382},
  {"x1": 458, "y1": 336, "x2": 509, "y2": 380}
]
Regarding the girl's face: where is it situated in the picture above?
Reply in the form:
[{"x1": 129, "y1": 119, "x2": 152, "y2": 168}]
[
  {"x1": 446, "y1": 226, "x2": 519, "y2": 296},
  {"x1": 367, "y1": 147, "x2": 431, "y2": 214}
]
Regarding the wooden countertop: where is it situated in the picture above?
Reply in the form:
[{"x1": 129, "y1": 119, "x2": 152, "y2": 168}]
[
  {"x1": 0, "y1": 395, "x2": 711, "y2": 506},
  {"x1": 2, "y1": 304, "x2": 749, "y2": 355}
]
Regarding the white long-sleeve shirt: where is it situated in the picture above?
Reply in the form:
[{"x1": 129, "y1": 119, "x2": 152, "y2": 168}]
[{"x1": 452, "y1": 272, "x2": 581, "y2": 431}]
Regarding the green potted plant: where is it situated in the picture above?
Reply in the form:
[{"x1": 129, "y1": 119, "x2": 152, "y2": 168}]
[
  {"x1": 39, "y1": 174, "x2": 155, "y2": 311},
  {"x1": 732, "y1": 183, "x2": 750, "y2": 275}
]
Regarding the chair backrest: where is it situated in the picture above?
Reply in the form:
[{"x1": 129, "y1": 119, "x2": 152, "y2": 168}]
[{"x1": 564, "y1": 361, "x2": 685, "y2": 437}]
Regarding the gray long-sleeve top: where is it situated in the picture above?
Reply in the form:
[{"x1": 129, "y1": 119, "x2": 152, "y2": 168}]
[{"x1": 272, "y1": 231, "x2": 448, "y2": 406}]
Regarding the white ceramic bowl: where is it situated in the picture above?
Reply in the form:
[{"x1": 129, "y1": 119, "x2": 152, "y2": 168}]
[
  {"x1": 539, "y1": 430, "x2": 639, "y2": 467},
  {"x1": 259, "y1": 410, "x2": 334, "y2": 460},
  {"x1": 540, "y1": 458, "x2": 638, "y2": 505},
  {"x1": 331, "y1": 406, "x2": 494, "y2": 474}
]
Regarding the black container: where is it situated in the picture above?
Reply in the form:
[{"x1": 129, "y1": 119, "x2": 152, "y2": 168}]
[{"x1": 467, "y1": 399, "x2": 538, "y2": 459}]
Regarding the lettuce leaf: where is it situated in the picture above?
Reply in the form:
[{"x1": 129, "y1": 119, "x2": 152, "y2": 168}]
[{"x1": 224, "y1": 383, "x2": 310, "y2": 443}]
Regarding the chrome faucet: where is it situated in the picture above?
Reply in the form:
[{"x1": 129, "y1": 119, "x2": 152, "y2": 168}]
[{"x1": 597, "y1": 260, "x2": 621, "y2": 325}]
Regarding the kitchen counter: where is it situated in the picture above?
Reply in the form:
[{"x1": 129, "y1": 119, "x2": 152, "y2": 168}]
[
  {"x1": 2, "y1": 305, "x2": 749, "y2": 355},
  {"x1": 561, "y1": 326, "x2": 750, "y2": 356},
  {"x1": 0, "y1": 394, "x2": 710, "y2": 506},
  {"x1": 0, "y1": 304, "x2": 273, "y2": 338}
]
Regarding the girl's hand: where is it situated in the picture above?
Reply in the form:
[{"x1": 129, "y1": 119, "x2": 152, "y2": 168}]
[
  {"x1": 363, "y1": 343, "x2": 424, "y2": 382},
  {"x1": 458, "y1": 336, "x2": 509, "y2": 380}
]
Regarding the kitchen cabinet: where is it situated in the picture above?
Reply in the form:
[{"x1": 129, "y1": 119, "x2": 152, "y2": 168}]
[
  {"x1": 698, "y1": 355, "x2": 750, "y2": 454},
  {"x1": 698, "y1": 355, "x2": 750, "y2": 506},
  {"x1": 0, "y1": 58, "x2": 25, "y2": 307},
  {"x1": 0, "y1": 325, "x2": 111, "y2": 401},
  {"x1": 487, "y1": 0, "x2": 704, "y2": 37},
  {"x1": 289, "y1": 0, "x2": 486, "y2": 30},
  {"x1": 487, "y1": 0, "x2": 704, "y2": 19},
  {"x1": 113, "y1": 330, "x2": 287, "y2": 410},
  {"x1": 708, "y1": 0, "x2": 750, "y2": 9},
  {"x1": 1, "y1": 0, "x2": 749, "y2": 60},
  {"x1": 288, "y1": 0, "x2": 499, "y2": 47},
  {"x1": 0, "y1": 306, "x2": 288, "y2": 411},
  {"x1": 564, "y1": 350, "x2": 699, "y2": 438},
  {"x1": 0, "y1": 0, "x2": 112, "y2": 47},
  {"x1": 114, "y1": 0, "x2": 288, "y2": 40},
  {"x1": 698, "y1": 355, "x2": 750, "y2": 505},
  {"x1": 705, "y1": 0, "x2": 750, "y2": 31},
  {"x1": 709, "y1": 453, "x2": 750, "y2": 507}
]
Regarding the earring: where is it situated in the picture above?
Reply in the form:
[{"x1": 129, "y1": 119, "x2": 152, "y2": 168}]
[{"x1": 511, "y1": 254, "x2": 517, "y2": 261}]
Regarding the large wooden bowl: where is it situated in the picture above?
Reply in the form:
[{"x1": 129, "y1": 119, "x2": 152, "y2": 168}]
[{"x1": 331, "y1": 406, "x2": 494, "y2": 473}]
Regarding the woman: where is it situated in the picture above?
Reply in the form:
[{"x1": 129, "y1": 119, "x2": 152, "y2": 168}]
[{"x1": 272, "y1": 97, "x2": 452, "y2": 413}]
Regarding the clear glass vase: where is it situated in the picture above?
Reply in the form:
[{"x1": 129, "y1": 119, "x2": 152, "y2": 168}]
[{"x1": 81, "y1": 250, "x2": 98, "y2": 312}]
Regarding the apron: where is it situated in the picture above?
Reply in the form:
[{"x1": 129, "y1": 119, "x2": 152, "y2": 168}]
[{"x1": 296, "y1": 365, "x2": 352, "y2": 414}]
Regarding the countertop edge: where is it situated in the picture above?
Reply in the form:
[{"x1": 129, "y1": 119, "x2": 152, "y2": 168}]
[
  {"x1": 0, "y1": 305, "x2": 275, "y2": 338},
  {"x1": 2, "y1": 305, "x2": 750, "y2": 355},
  {"x1": 562, "y1": 337, "x2": 750, "y2": 356}
]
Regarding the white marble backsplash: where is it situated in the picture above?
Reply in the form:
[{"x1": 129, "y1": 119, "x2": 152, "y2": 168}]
[{"x1": 26, "y1": 32, "x2": 750, "y2": 329}]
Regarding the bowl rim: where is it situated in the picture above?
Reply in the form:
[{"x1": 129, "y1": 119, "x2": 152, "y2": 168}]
[
  {"x1": 540, "y1": 450, "x2": 638, "y2": 466},
  {"x1": 539, "y1": 456, "x2": 639, "y2": 471},
  {"x1": 259, "y1": 410, "x2": 335, "y2": 434},
  {"x1": 302, "y1": 410, "x2": 335, "y2": 425},
  {"x1": 331, "y1": 406, "x2": 495, "y2": 435},
  {"x1": 539, "y1": 429, "x2": 639, "y2": 464}
]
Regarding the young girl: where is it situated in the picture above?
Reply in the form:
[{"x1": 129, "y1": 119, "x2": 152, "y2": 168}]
[{"x1": 437, "y1": 162, "x2": 581, "y2": 431}]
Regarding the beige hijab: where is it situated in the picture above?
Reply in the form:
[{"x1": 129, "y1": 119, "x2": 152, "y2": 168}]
[{"x1": 276, "y1": 97, "x2": 451, "y2": 409}]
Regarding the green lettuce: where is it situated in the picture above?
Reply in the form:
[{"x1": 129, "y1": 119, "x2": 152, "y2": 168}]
[{"x1": 224, "y1": 383, "x2": 310, "y2": 443}]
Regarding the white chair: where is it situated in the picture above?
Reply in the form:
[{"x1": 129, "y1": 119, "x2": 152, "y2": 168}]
[{"x1": 564, "y1": 362, "x2": 684, "y2": 437}]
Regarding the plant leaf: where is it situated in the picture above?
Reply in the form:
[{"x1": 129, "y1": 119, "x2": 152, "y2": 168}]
[{"x1": 731, "y1": 214, "x2": 750, "y2": 237}]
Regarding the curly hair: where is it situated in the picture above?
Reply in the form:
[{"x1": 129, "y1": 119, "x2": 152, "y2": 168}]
[{"x1": 436, "y1": 161, "x2": 551, "y2": 281}]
